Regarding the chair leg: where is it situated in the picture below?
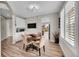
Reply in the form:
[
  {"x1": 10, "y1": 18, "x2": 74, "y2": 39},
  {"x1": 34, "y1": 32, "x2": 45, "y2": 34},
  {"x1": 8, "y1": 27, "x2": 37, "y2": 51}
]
[
  {"x1": 23, "y1": 44, "x2": 25, "y2": 49},
  {"x1": 43, "y1": 46, "x2": 45, "y2": 52},
  {"x1": 39, "y1": 48, "x2": 41, "y2": 56},
  {"x1": 26, "y1": 46, "x2": 28, "y2": 51}
]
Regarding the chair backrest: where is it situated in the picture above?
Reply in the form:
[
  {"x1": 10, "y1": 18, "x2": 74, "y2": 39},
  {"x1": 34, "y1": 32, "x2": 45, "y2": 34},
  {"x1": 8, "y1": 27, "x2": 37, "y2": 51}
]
[
  {"x1": 40, "y1": 35, "x2": 46, "y2": 48},
  {"x1": 21, "y1": 33, "x2": 28, "y2": 45}
]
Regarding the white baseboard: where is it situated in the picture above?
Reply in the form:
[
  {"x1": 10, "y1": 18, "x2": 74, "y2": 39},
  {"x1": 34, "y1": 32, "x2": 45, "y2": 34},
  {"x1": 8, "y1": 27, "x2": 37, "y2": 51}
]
[{"x1": 1, "y1": 35, "x2": 12, "y2": 41}]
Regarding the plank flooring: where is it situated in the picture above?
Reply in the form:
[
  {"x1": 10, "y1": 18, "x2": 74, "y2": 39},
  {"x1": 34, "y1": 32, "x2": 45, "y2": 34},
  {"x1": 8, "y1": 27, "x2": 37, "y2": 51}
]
[{"x1": 1, "y1": 37, "x2": 64, "y2": 57}]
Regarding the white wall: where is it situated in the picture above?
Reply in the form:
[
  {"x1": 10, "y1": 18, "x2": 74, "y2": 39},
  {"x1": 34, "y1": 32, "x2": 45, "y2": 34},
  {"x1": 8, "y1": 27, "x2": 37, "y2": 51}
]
[
  {"x1": 6, "y1": 19, "x2": 13, "y2": 37},
  {"x1": 26, "y1": 16, "x2": 42, "y2": 34},
  {"x1": 49, "y1": 14, "x2": 59, "y2": 42},
  {"x1": 1, "y1": 17, "x2": 7, "y2": 40},
  {"x1": 60, "y1": 8, "x2": 65, "y2": 38},
  {"x1": 16, "y1": 17, "x2": 26, "y2": 28}
]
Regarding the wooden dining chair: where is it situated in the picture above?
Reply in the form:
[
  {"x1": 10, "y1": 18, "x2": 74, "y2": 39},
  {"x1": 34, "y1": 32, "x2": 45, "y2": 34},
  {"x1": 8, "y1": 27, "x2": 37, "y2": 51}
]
[
  {"x1": 22, "y1": 34, "x2": 31, "y2": 49},
  {"x1": 33, "y1": 36, "x2": 46, "y2": 56},
  {"x1": 21, "y1": 33, "x2": 27, "y2": 49}
]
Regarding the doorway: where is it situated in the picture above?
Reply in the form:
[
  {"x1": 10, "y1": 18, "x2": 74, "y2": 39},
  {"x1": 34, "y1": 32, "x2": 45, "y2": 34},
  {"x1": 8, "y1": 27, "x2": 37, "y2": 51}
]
[
  {"x1": 1, "y1": 16, "x2": 7, "y2": 40},
  {"x1": 1, "y1": 16, "x2": 12, "y2": 41},
  {"x1": 42, "y1": 23, "x2": 50, "y2": 42}
]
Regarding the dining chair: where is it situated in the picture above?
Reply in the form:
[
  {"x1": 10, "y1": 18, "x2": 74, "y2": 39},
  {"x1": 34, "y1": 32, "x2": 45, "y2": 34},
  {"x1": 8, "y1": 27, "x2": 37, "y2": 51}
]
[
  {"x1": 22, "y1": 33, "x2": 32, "y2": 50},
  {"x1": 33, "y1": 36, "x2": 46, "y2": 56}
]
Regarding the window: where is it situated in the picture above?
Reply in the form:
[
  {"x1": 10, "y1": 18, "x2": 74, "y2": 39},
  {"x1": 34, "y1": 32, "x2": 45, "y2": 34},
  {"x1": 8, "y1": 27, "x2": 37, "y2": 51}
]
[
  {"x1": 68, "y1": 7, "x2": 75, "y2": 41},
  {"x1": 65, "y1": 2, "x2": 75, "y2": 46}
]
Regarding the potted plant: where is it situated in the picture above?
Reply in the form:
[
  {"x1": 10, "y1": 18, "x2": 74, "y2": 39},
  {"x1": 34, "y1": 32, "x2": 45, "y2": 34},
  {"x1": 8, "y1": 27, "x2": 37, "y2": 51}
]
[{"x1": 52, "y1": 32, "x2": 59, "y2": 44}]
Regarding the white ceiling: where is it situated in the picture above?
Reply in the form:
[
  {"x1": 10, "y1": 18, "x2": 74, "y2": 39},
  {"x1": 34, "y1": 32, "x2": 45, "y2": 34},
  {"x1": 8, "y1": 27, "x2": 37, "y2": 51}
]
[{"x1": 7, "y1": 1, "x2": 65, "y2": 18}]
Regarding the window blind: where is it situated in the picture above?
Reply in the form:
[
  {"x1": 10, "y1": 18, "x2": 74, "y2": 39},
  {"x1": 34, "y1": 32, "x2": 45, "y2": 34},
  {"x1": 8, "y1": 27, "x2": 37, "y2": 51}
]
[{"x1": 65, "y1": 7, "x2": 75, "y2": 45}]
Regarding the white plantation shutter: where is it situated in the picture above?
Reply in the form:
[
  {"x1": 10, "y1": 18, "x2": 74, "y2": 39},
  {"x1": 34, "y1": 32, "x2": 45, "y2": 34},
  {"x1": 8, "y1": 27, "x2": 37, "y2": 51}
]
[
  {"x1": 68, "y1": 7, "x2": 75, "y2": 41},
  {"x1": 65, "y1": 6, "x2": 75, "y2": 46}
]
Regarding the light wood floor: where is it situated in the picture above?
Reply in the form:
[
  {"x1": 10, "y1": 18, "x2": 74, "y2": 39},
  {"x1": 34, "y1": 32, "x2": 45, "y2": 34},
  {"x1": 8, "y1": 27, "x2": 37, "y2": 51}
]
[{"x1": 1, "y1": 37, "x2": 64, "y2": 57}]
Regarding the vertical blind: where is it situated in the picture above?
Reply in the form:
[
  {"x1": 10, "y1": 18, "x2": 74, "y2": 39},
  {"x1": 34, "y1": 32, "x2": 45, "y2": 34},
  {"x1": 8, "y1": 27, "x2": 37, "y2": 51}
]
[{"x1": 65, "y1": 7, "x2": 75, "y2": 45}]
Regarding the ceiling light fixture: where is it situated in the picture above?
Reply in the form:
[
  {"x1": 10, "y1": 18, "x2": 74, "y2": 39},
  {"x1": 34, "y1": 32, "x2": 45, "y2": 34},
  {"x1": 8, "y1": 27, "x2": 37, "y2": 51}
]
[{"x1": 28, "y1": 4, "x2": 40, "y2": 12}]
